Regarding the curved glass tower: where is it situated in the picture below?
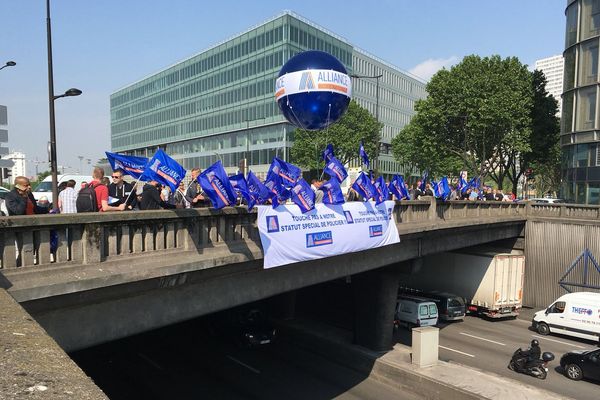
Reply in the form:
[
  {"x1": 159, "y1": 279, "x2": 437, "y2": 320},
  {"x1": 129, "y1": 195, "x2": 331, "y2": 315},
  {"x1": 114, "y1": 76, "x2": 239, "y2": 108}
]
[{"x1": 562, "y1": 0, "x2": 600, "y2": 204}]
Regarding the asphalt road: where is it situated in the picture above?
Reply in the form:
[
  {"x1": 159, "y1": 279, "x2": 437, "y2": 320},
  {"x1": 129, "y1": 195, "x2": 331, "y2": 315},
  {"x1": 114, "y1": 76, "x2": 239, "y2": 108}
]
[
  {"x1": 72, "y1": 318, "x2": 422, "y2": 400},
  {"x1": 393, "y1": 311, "x2": 599, "y2": 400}
]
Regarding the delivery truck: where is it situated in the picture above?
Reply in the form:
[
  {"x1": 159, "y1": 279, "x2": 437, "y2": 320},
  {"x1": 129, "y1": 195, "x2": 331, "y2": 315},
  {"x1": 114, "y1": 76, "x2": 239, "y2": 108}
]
[
  {"x1": 404, "y1": 249, "x2": 525, "y2": 319},
  {"x1": 532, "y1": 292, "x2": 600, "y2": 342}
]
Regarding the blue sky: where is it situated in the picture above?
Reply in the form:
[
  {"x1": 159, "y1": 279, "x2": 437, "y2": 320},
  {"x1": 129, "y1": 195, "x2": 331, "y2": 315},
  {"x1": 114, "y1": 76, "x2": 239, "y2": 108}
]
[{"x1": 0, "y1": 0, "x2": 565, "y2": 176}]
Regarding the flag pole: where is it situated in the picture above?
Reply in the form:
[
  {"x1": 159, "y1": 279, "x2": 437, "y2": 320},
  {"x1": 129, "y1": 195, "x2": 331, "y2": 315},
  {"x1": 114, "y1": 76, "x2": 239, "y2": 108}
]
[{"x1": 123, "y1": 176, "x2": 143, "y2": 206}]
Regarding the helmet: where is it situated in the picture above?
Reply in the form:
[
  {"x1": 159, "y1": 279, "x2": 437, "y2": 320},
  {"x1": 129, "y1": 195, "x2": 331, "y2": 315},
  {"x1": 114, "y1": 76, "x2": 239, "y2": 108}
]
[{"x1": 531, "y1": 339, "x2": 539, "y2": 347}]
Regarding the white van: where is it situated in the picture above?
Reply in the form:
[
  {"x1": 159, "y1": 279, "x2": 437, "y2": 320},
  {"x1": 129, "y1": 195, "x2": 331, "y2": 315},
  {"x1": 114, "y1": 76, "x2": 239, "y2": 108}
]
[
  {"x1": 395, "y1": 295, "x2": 439, "y2": 330},
  {"x1": 532, "y1": 292, "x2": 600, "y2": 342},
  {"x1": 32, "y1": 174, "x2": 92, "y2": 205}
]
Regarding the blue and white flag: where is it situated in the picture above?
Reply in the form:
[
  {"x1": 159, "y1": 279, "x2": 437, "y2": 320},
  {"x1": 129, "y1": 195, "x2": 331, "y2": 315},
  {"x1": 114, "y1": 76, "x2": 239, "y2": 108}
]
[
  {"x1": 374, "y1": 176, "x2": 390, "y2": 205},
  {"x1": 105, "y1": 152, "x2": 148, "y2": 180},
  {"x1": 323, "y1": 156, "x2": 348, "y2": 183},
  {"x1": 432, "y1": 178, "x2": 440, "y2": 198},
  {"x1": 359, "y1": 141, "x2": 370, "y2": 169},
  {"x1": 352, "y1": 171, "x2": 376, "y2": 201},
  {"x1": 419, "y1": 170, "x2": 428, "y2": 192},
  {"x1": 247, "y1": 171, "x2": 271, "y2": 210},
  {"x1": 267, "y1": 157, "x2": 302, "y2": 188},
  {"x1": 197, "y1": 160, "x2": 237, "y2": 209},
  {"x1": 458, "y1": 171, "x2": 468, "y2": 193},
  {"x1": 319, "y1": 179, "x2": 345, "y2": 205},
  {"x1": 229, "y1": 173, "x2": 251, "y2": 205},
  {"x1": 438, "y1": 176, "x2": 451, "y2": 200},
  {"x1": 140, "y1": 149, "x2": 186, "y2": 192},
  {"x1": 389, "y1": 175, "x2": 409, "y2": 200},
  {"x1": 290, "y1": 178, "x2": 315, "y2": 213},
  {"x1": 264, "y1": 172, "x2": 290, "y2": 208},
  {"x1": 322, "y1": 144, "x2": 334, "y2": 162}
]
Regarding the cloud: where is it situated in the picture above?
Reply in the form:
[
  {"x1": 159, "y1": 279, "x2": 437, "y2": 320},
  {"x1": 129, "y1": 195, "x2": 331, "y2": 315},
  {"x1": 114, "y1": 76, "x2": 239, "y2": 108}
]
[{"x1": 409, "y1": 56, "x2": 460, "y2": 81}]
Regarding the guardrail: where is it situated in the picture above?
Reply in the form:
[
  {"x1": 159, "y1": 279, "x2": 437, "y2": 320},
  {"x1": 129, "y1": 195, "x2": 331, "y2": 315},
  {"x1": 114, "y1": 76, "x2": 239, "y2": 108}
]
[{"x1": 0, "y1": 199, "x2": 534, "y2": 270}]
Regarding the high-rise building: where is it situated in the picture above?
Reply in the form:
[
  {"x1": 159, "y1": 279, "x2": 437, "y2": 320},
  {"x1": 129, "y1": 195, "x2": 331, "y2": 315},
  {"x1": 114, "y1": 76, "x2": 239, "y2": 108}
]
[
  {"x1": 110, "y1": 11, "x2": 426, "y2": 179},
  {"x1": 535, "y1": 55, "x2": 564, "y2": 115},
  {"x1": 561, "y1": 0, "x2": 600, "y2": 204},
  {"x1": 6, "y1": 151, "x2": 26, "y2": 178}
]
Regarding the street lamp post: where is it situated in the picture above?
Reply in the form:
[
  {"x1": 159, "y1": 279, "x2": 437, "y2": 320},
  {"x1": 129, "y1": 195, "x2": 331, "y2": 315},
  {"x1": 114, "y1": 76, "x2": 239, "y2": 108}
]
[
  {"x1": 47, "y1": 0, "x2": 81, "y2": 209},
  {"x1": 0, "y1": 61, "x2": 16, "y2": 71}
]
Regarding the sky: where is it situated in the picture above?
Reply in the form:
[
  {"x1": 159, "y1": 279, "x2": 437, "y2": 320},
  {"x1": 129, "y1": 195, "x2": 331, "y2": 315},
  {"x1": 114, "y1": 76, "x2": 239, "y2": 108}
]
[{"x1": 0, "y1": 0, "x2": 566, "y2": 177}]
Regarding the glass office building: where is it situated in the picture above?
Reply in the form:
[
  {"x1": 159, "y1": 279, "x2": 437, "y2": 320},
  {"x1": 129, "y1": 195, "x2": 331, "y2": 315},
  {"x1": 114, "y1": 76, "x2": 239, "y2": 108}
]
[
  {"x1": 110, "y1": 11, "x2": 426, "y2": 179},
  {"x1": 562, "y1": 0, "x2": 600, "y2": 204}
]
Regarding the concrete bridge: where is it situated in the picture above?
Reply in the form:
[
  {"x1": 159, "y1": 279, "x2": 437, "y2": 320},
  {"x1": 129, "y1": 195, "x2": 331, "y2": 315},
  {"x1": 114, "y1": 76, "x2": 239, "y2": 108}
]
[{"x1": 1, "y1": 199, "x2": 599, "y2": 353}]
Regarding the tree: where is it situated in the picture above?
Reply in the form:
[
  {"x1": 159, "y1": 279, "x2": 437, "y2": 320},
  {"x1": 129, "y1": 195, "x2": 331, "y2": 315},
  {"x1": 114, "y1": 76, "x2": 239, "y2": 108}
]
[
  {"x1": 290, "y1": 100, "x2": 382, "y2": 170},
  {"x1": 392, "y1": 55, "x2": 535, "y2": 191}
]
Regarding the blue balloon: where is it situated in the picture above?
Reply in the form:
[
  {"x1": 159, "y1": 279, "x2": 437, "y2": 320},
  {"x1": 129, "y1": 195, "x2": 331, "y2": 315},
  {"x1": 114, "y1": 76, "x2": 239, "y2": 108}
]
[{"x1": 275, "y1": 51, "x2": 352, "y2": 131}]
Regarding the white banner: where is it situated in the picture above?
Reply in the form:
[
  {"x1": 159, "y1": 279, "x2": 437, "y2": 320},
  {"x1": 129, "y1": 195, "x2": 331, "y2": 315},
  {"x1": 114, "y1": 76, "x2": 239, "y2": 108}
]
[
  {"x1": 257, "y1": 201, "x2": 400, "y2": 269},
  {"x1": 275, "y1": 69, "x2": 352, "y2": 101}
]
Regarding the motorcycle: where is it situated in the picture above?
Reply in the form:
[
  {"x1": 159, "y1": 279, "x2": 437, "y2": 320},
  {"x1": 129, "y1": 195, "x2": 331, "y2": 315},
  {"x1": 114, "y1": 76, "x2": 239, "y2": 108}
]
[{"x1": 508, "y1": 348, "x2": 555, "y2": 380}]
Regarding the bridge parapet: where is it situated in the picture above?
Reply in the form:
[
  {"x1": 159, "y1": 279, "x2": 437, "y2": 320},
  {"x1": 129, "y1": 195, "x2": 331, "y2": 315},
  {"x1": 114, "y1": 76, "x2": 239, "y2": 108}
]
[
  {"x1": 0, "y1": 200, "x2": 528, "y2": 271},
  {"x1": 528, "y1": 203, "x2": 600, "y2": 219}
]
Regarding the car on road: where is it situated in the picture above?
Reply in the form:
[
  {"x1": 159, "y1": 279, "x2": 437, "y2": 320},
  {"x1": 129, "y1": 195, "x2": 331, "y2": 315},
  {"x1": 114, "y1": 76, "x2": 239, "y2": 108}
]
[
  {"x1": 212, "y1": 306, "x2": 277, "y2": 348},
  {"x1": 560, "y1": 348, "x2": 600, "y2": 382},
  {"x1": 528, "y1": 198, "x2": 566, "y2": 204}
]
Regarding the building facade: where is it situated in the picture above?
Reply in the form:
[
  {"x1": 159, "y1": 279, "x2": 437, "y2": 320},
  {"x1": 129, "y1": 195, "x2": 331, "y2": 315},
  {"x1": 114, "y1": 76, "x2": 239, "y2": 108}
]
[
  {"x1": 534, "y1": 55, "x2": 564, "y2": 115},
  {"x1": 562, "y1": 0, "x2": 600, "y2": 204},
  {"x1": 110, "y1": 11, "x2": 426, "y2": 179},
  {"x1": 6, "y1": 151, "x2": 26, "y2": 178}
]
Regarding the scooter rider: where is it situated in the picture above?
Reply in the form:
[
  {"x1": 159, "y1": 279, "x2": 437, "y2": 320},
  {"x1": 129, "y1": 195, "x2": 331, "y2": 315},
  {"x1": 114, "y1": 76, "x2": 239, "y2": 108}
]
[{"x1": 522, "y1": 339, "x2": 541, "y2": 365}]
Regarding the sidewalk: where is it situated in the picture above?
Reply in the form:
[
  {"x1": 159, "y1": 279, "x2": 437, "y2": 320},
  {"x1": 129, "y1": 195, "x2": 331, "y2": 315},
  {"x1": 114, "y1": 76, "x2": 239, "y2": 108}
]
[{"x1": 281, "y1": 318, "x2": 573, "y2": 400}]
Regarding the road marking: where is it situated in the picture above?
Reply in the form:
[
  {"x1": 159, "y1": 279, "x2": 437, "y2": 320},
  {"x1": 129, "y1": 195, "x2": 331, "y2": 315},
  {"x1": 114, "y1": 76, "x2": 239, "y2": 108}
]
[
  {"x1": 226, "y1": 355, "x2": 261, "y2": 374},
  {"x1": 137, "y1": 352, "x2": 164, "y2": 371},
  {"x1": 460, "y1": 332, "x2": 506, "y2": 346},
  {"x1": 439, "y1": 345, "x2": 475, "y2": 358},
  {"x1": 531, "y1": 335, "x2": 587, "y2": 349}
]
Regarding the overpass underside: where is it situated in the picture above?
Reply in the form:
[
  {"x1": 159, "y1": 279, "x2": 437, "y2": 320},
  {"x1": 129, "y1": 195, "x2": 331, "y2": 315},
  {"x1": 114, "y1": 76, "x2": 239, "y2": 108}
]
[{"x1": 0, "y1": 201, "x2": 525, "y2": 351}]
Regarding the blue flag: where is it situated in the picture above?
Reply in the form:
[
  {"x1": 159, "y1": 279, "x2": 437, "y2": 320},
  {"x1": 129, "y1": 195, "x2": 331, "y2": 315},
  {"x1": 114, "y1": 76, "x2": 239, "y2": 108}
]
[
  {"x1": 141, "y1": 149, "x2": 186, "y2": 192},
  {"x1": 197, "y1": 160, "x2": 237, "y2": 209},
  {"x1": 323, "y1": 156, "x2": 348, "y2": 183},
  {"x1": 439, "y1": 176, "x2": 451, "y2": 200},
  {"x1": 359, "y1": 141, "x2": 370, "y2": 169},
  {"x1": 352, "y1": 172, "x2": 376, "y2": 201},
  {"x1": 264, "y1": 172, "x2": 290, "y2": 208},
  {"x1": 105, "y1": 152, "x2": 148, "y2": 180},
  {"x1": 389, "y1": 175, "x2": 409, "y2": 200},
  {"x1": 431, "y1": 178, "x2": 440, "y2": 198},
  {"x1": 290, "y1": 178, "x2": 315, "y2": 213},
  {"x1": 458, "y1": 171, "x2": 468, "y2": 193},
  {"x1": 267, "y1": 157, "x2": 302, "y2": 188},
  {"x1": 322, "y1": 144, "x2": 334, "y2": 162},
  {"x1": 229, "y1": 173, "x2": 251, "y2": 206},
  {"x1": 319, "y1": 179, "x2": 345, "y2": 205},
  {"x1": 419, "y1": 170, "x2": 428, "y2": 192},
  {"x1": 246, "y1": 171, "x2": 271, "y2": 210},
  {"x1": 374, "y1": 176, "x2": 390, "y2": 205}
]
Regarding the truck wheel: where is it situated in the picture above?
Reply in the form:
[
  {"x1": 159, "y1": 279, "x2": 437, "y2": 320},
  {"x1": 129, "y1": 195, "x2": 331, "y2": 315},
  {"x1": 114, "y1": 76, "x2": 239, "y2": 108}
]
[{"x1": 537, "y1": 322, "x2": 550, "y2": 335}]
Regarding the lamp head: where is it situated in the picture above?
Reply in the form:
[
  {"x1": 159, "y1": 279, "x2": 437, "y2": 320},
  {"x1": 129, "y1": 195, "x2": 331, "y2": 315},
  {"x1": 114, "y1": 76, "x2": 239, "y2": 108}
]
[{"x1": 64, "y1": 88, "x2": 82, "y2": 97}]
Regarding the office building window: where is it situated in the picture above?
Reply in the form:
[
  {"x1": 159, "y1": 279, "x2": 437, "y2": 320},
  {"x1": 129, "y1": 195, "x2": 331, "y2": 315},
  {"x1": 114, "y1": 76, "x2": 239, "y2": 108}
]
[
  {"x1": 576, "y1": 86, "x2": 597, "y2": 130},
  {"x1": 566, "y1": 3, "x2": 579, "y2": 47},
  {"x1": 578, "y1": 39, "x2": 599, "y2": 85},
  {"x1": 582, "y1": 0, "x2": 600, "y2": 40}
]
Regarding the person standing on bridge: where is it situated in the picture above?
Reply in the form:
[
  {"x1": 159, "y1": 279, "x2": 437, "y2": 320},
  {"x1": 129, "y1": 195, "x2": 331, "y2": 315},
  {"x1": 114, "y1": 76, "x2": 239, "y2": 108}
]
[
  {"x1": 187, "y1": 167, "x2": 208, "y2": 208},
  {"x1": 5, "y1": 176, "x2": 47, "y2": 216}
]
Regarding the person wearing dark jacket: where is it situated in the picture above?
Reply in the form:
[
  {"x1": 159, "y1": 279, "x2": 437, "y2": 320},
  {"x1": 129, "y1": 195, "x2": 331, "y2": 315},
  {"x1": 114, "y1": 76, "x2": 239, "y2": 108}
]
[
  {"x1": 5, "y1": 176, "x2": 47, "y2": 216},
  {"x1": 138, "y1": 181, "x2": 176, "y2": 210},
  {"x1": 522, "y1": 339, "x2": 542, "y2": 366},
  {"x1": 108, "y1": 170, "x2": 137, "y2": 209}
]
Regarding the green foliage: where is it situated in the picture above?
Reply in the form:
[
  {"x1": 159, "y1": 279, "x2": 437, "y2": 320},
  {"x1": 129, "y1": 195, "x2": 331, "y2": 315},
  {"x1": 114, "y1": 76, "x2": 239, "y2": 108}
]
[
  {"x1": 392, "y1": 55, "x2": 559, "y2": 192},
  {"x1": 290, "y1": 100, "x2": 382, "y2": 169}
]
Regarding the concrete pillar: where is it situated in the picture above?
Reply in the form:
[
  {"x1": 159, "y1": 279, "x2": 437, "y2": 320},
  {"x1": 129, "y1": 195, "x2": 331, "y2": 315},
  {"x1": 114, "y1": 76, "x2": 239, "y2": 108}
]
[{"x1": 352, "y1": 263, "x2": 403, "y2": 351}]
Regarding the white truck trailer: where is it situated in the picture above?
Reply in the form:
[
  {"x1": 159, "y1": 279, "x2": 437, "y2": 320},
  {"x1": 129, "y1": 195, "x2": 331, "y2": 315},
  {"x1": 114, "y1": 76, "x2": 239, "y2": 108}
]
[{"x1": 404, "y1": 250, "x2": 525, "y2": 319}]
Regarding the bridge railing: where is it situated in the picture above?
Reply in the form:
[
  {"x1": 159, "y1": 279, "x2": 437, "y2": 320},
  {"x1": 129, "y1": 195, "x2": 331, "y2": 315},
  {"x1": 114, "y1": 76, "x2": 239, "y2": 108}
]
[
  {"x1": 0, "y1": 200, "x2": 529, "y2": 270},
  {"x1": 527, "y1": 203, "x2": 600, "y2": 219}
]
